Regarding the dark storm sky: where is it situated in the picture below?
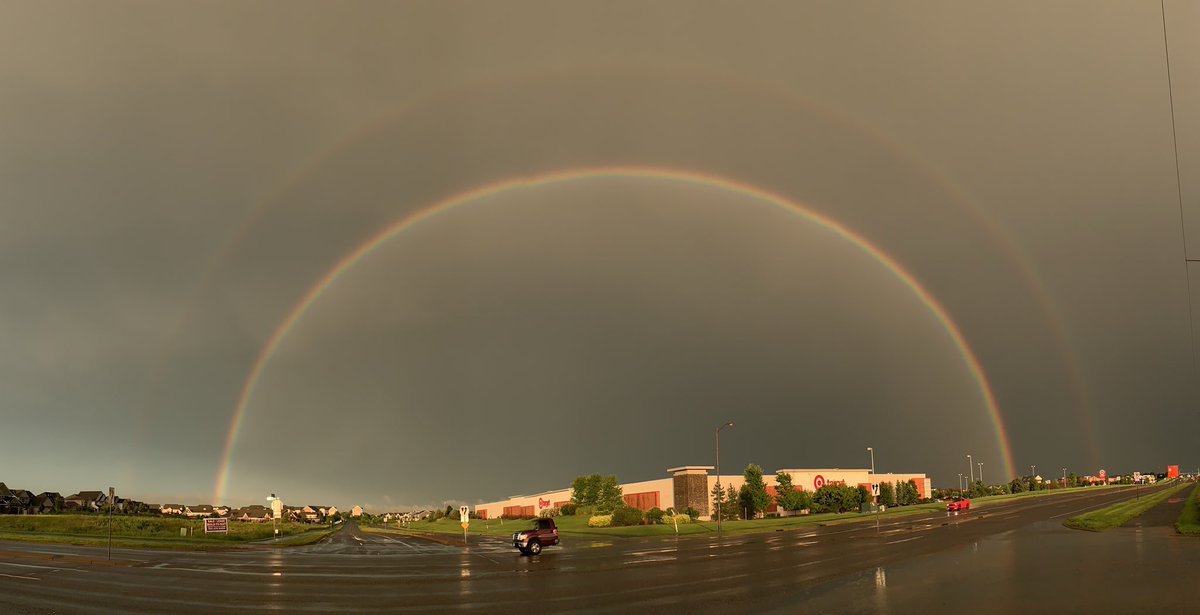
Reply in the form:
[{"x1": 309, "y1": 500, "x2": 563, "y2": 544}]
[{"x1": 2, "y1": 1, "x2": 1197, "y2": 511}]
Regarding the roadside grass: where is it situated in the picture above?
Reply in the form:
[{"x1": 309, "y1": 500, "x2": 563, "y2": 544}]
[
  {"x1": 388, "y1": 501, "x2": 949, "y2": 540},
  {"x1": 0, "y1": 514, "x2": 331, "y2": 547},
  {"x1": 1064, "y1": 481, "x2": 1190, "y2": 531},
  {"x1": 1174, "y1": 482, "x2": 1200, "y2": 536}
]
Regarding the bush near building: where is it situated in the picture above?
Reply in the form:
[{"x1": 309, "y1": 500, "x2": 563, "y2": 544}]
[
  {"x1": 646, "y1": 507, "x2": 665, "y2": 524},
  {"x1": 587, "y1": 514, "x2": 613, "y2": 528},
  {"x1": 610, "y1": 507, "x2": 645, "y2": 526}
]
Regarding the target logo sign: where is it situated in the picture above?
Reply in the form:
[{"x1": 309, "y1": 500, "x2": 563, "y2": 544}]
[{"x1": 813, "y1": 475, "x2": 826, "y2": 490}]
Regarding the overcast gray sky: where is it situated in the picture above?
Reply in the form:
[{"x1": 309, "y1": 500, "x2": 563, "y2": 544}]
[{"x1": 2, "y1": 1, "x2": 1197, "y2": 511}]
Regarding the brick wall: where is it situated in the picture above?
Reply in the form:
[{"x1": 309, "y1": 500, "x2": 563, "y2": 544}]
[{"x1": 673, "y1": 473, "x2": 709, "y2": 516}]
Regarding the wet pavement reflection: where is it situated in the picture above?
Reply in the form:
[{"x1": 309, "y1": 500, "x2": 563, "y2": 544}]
[{"x1": 776, "y1": 519, "x2": 1198, "y2": 614}]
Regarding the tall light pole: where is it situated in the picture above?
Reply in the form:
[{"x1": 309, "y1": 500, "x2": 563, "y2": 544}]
[
  {"x1": 967, "y1": 454, "x2": 974, "y2": 486},
  {"x1": 1031, "y1": 465, "x2": 1037, "y2": 478},
  {"x1": 1062, "y1": 468, "x2": 1067, "y2": 487},
  {"x1": 715, "y1": 421, "x2": 734, "y2": 535},
  {"x1": 867, "y1": 447, "x2": 876, "y2": 502},
  {"x1": 978, "y1": 462, "x2": 984, "y2": 487},
  {"x1": 958, "y1": 473, "x2": 964, "y2": 497}
]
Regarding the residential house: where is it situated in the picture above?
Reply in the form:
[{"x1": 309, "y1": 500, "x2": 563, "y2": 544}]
[
  {"x1": 0, "y1": 483, "x2": 17, "y2": 514},
  {"x1": 9, "y1": 490, "x2": 35, "y2": 513},
  {"x1": 64, "y1": 491, "x2": 106, "y2": 512},
  {"x1": 326, "y1": 506, "x2": 338, "y2": 518},
  {"x1": 160, "y1": 504, "x2": 185, "y2": 515},
  {"x1": 351, "y1": 505, "x2": 363, "y2": 518},
  {"x1": 184, "y1": 505, "x2": 215, "y2": 518},
  {"x1": 213, "y1": 506, "x2": 230, "y2": 517},
  {"x1": 232, "y1": 505, "x2": 272, "y2": 522},
  {"x1": 302, "y1": 505, "x2": 331, "y2": 522},
  {"x1": 33, "y1": 492, "x2": 64, "y2": 514}
]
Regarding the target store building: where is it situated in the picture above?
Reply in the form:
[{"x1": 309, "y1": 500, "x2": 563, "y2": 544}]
[{"x1": 475, "y1": 466, "x2": 931, "y2": 520}]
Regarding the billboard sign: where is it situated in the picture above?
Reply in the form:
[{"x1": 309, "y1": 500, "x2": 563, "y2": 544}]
[
  {"x1": 204, "y1": 518, "x2": 228, "y2": 534},
  {"x1": 1098, "y1": 469, "x2": 1106, "y2": 481},
  {"x1": 1168, "y1": 466, "x2": 1179, "y2": 479}
]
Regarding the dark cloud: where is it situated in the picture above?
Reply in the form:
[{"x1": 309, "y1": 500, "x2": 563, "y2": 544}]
[{"x1": 1, "y1": 1, "x2": 1195, "y2": 509}]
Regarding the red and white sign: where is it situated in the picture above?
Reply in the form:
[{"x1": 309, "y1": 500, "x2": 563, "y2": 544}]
[
  {"x1": 538, "y1": 498, "x2": 551, "y2": 510},
  {"x1": 1098, "y1": 469, "x2": 1106, "y2": 480},
  {"x1": 813, "y1": 475, "x2": 826, "y2": 490},
  {"x1": 204, "y1": 518, "x2": 228, "y2": 534},
  {"x1": 1168, "y1": 466, "x2": 1179, "y2": 479}
]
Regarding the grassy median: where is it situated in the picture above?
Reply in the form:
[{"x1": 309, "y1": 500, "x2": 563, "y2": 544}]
[
  {"x1": 1064, "y1": 481, "x2": 1189, "y2": 532},
  {"x1": 1174, "y1": 482, "x2": 1200, "y2": 536},
  {"x1": 0, "y1": 514, "x2": 331, "y2": 548}
]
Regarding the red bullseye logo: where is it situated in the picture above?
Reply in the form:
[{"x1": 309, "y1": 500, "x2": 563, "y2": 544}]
[{"x1": 814, "y1": 475, "x2": 826, "y2": 490}]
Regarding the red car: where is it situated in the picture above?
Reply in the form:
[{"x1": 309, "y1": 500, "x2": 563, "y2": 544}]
[
  {"x1": 946, "y1": 496, "x2": 971, "y2": 512},
  {"x1": 512, "y1": 518, "x2": 559, "y2": 555}
]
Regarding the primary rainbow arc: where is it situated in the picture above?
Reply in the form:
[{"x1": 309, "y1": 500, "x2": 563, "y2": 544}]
[{"x1": 213, "y1": 166, "x2": 1017, "y2": 503}]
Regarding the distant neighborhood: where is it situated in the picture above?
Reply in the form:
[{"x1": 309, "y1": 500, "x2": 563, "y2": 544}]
[{"x1": 0, "y1": 482, "x2": 432, "y2": 523}]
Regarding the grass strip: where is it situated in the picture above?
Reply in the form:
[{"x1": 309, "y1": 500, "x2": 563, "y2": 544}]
[
  {"x1": 1064, "y1": 481, "x2": 1189, "y2": 531},
  {"x1": 1174, "y1": 482, "x2": 1200, "y2": 536},
  {"x1": 0, "y1": 515, "x2": 336, "y2": 550}
]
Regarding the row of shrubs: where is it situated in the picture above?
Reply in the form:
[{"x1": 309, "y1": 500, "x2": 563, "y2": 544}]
[{"x1": 586, "y1": 506, "x2": 696, "y2": 527}]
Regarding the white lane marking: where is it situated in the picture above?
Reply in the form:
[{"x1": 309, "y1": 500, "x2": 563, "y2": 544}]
[
  {"x1": 886, "y1": 536, "x2": 923, "y2": 545},
  {"x1": 0, "y1": 573, "x2": 40, "y2": 581},
  {"x1": 0, "y1": 561, "x2": 76, "y2": 572}
]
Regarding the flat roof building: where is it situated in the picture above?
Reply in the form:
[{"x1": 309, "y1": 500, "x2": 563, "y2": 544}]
[{"x1": 474, "y1": 466, "x2": 931, "y2": 520}]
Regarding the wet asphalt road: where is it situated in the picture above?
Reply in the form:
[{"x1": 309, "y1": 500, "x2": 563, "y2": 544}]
[{"x1": 0, "y1": 484, "x2": 1195, "y2": 614}]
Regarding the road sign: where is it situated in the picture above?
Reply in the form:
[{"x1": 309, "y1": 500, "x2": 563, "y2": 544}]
[
  {"x1": 459, "y1": 505, "x2": 470, "y2": 522},
  {"x1": 205, "y1": 518, "x2": 228, "y2": 534},
  {"x1": 871, "y1": 483, "x2": 880, "y2": 497}
]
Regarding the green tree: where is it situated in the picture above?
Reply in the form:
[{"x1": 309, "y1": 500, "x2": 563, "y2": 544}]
[
  {"x1": 596, "y1": 475, "x2": 624, "y2": 513},
  {"x1": 711, "y1": 482, "x2": 727, "y2": 520},
  {"x1": 1009, "y1": 478, "x2": 1025, "y2": 493},
  {"x1": 742, "y1": 464, "x2": 772, "y2": 516},
  {"x1": 774, "y1": 472, "x2": 806, "y2": 511},
  {"x1": 897, "y1": 480, "x2": 919, "y2": 506},
  {"x1": 879, "y1": 481, "x2": 896, "y2": 507},
  {"x1": 856, "y1": 485, "x2": 872, "y2": 510},
  {"x1": 738, "y1": 484, "x2": 754, "y2": 519},
  {"x1": 571, "y1": 474, "x2": 602, "y2": 507},
  {"x1": 813, "y1": 483, "x2": 858, "y2": 513}
]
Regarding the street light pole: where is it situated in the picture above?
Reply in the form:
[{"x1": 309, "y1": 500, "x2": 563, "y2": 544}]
[
  {"x1": 978, "y1": 462, "x2": 984, "y2": 488},
  {"x1": 716, "y1": 421, "x2": 733, "y2": 536},
  {"x1": 958, "y1": 473, "x2": 964, "y2": 497},
  {"x1": 867, "y1": 447, "x2": 876, "y2": 502},
  {"x1": 967, "y1": 455, "x2": 974, "y2": 490}
]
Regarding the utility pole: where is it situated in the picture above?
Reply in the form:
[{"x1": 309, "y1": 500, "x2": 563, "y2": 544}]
[
  {"x1": 107, "y1": 486, "x2": 114, "y2": 561},
  {"x1": 715, "y1": 421, "x2": 733, "y2": 536},
  {"x1": 978, "y1": 462, "x2": 984, "y2": 488},
  {"x1": 967, "y1": 454, "x2": 974, "y2": 485}
]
